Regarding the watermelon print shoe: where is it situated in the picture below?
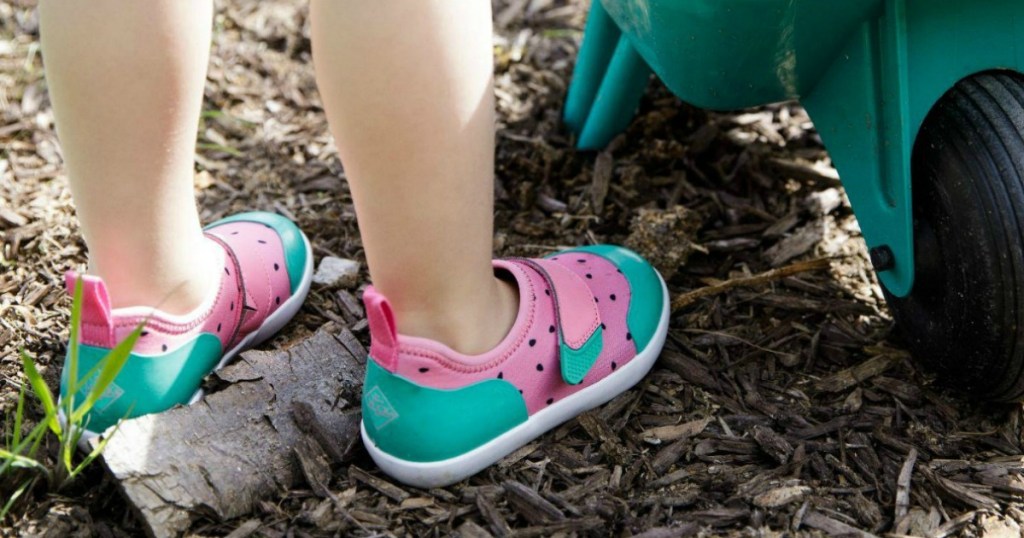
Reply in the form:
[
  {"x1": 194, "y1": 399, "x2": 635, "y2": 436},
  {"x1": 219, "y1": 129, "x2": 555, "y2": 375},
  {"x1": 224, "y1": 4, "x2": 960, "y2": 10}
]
[
  {"x1": 360, "y1": 245, "x2": 669, "y2": 488},
  {"x1": 59, "y1": 211, "x2": 313, "y2": 440}
]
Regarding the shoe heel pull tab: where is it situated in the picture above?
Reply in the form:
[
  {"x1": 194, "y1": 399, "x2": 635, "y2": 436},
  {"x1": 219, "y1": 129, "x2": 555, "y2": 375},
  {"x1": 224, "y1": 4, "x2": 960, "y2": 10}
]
[
  {"x1": 363, "y1": 286, "x2": 399, "y2": 372},
  {"x1": 64, "y1": 271, "x2": 114, "y2": 347}
]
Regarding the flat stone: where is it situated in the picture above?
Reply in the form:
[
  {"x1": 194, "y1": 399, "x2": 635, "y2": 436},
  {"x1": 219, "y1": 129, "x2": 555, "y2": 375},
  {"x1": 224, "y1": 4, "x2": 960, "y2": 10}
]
[{"x1": 312, "y1": 256, "x2": 360, "y2": 287}]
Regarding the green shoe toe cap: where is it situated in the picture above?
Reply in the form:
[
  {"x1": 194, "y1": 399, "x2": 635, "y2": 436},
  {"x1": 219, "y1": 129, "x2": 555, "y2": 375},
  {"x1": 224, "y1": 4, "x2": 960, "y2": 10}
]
[
  {"x1": 553, "y1": 245, "x2": 664, "y2": 352},
  {"x1": 362, "y1": 361, "x2": 528, "y2": 463},
  {"x1": 206, "y1": 211, "x2": 310, "y2": 294}
]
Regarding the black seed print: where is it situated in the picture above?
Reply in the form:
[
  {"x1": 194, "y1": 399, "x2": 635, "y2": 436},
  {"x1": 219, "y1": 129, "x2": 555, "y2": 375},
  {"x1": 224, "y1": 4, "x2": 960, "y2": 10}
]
[
  {"x1": 231, "y1": 231, "x2": 239, "y2": 235},
  {"x1": 529, "y1": 339, "x2": 536, "y2": 347},
  {"x1": 627, "y1": 332, "x2": 633, "y2": 341},
  {"x1": 141, "y1": 331, "x2": 149, "y2": 337},
  {"x1": 162, "y1": 344, "x2": 168, "y2": 352},
  {"x1": 225, "y1": 267, "x2": 230, "y2": 275},
  {"x1": 419, "y1": 367, "x2": 429, "y2": 373},
  {"x1": 230, "y1": 301, "x2": 234, "y2": 311},
  {"x1": 611, "y1": 362, "x2": 617, "y2": 370},
  {"x1": 275, "y1": 297, "x2": 281, "y2": 305},
  {"x1": 217, "y1": 323, "x2": 221, "y2": 332},
  {"x1": 536, "y1": 364, "x2": 544, "y2": 371},
  {"x1": 497, "y1": 372, "x2": 504, "y2": 379},
  {"x1": 258, "y1": 239, "x2": 267, "y2": 244},
  {"x1": 617, "y1": 268, "x2": 623, "y2": 274},
  {"x1": 545, "y1": 289, "x2": 551, "y2": 296},
  {"x1": 577, "y1": 259, "x2": 586, "y2": 263},
  {"x1": 274, "y1": 263, "x2": 279, "y2": 271},
  {"x1": 519, "y1": 389, "x2": 523, "y2": 394},
  {"x1": 595, "y1": 297, "x2": 599, "y2": 303},
  {"x1": 601, "y1": 323, "x2": 606, "y2": 330},
  {"x1": 549, "y1": 325, "x2": 555, "y2": 333},
  {"x1": 586, "y1": 273, "x2": 592, "y2": 279},
  {"x1": 546, "y1": 398, "x2": 554, "y2": 405},
  {"x1": 610, "y1": 294, "x2": 617, "y2": 301}
]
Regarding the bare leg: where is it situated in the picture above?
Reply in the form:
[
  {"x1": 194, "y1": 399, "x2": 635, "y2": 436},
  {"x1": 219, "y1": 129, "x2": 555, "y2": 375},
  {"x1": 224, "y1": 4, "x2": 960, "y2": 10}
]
[
  {"x1": 311, "y1": 1, "x2": 517, "y2": 354},
  {"x1": 40, "y1": 0, "x2": 219, "y2": 314}
]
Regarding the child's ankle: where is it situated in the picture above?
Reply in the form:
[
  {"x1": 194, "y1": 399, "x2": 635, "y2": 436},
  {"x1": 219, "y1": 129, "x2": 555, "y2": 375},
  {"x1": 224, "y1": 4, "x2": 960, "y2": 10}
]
[
  {"x1": 90, "y1": 239, "x2": 221, "y2": 315},
  {"x1": 396, "y1": 276, "x2": 519, "y2": 355}
]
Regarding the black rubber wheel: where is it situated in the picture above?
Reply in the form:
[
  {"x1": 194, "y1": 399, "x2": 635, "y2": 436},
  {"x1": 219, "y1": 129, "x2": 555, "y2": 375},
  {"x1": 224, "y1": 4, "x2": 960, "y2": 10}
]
[{"x1": 885, "y1": 71, "x2": 1024, "y2": 401}]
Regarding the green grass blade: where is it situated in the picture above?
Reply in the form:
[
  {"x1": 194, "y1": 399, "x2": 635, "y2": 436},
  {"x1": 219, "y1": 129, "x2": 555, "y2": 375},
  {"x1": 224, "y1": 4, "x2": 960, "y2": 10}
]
[
  {"x1": 64, "y1": 352, "x2": 109, "y2": 399},
  {"x1": 12, "y1": 382, "x2": 26, "y2": 447},
  {"x1": 69, "y1": 419, "x2": 123, "y2": 480},
  {"x1": 19, "y1": 351, "x2": 59, "y2": 435},
  {"x1": 0, "y1": 421, "x2": 47, "y2": 477},
  {"x1": 69, "y1": 323, "x2": 143, "y2": 424},
  {"x1": 0, "y1": 448, "x2": 48, "y2": 472},
  {"x1": 63, "y1": 276, "x2": 84, "y2": 427},
  {"x1": 0, "y1": 478, "x2": 35, "y2": 520}
]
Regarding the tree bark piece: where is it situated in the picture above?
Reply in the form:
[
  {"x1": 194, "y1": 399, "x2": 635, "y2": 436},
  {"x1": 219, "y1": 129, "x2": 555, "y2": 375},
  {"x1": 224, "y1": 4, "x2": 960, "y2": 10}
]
[{"x1": 99, "y1": 327, "x2": 365, "y2": 538}]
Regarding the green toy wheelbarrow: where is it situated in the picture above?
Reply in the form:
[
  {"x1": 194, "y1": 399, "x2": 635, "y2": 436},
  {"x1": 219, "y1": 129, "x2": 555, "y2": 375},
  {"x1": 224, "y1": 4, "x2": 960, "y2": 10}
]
[{"x1": 565, "y1": 0, "x2": 1024, "y2": 400}]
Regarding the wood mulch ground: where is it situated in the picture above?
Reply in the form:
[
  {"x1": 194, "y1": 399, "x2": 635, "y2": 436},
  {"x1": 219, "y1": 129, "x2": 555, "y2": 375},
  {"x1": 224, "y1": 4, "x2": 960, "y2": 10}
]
[{"x1": 3, "y1": 0, "x2": 1024, "y2": 536}]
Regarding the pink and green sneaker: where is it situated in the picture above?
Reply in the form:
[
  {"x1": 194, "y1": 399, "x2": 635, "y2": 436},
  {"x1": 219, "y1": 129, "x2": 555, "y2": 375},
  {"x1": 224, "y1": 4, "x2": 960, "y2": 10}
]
[
  {"x1": 360, "y1": 245, "x2": 669, "y2": 487},
  {"x1": 59, "y1": 211, "x2": 313, "y2": 439}
]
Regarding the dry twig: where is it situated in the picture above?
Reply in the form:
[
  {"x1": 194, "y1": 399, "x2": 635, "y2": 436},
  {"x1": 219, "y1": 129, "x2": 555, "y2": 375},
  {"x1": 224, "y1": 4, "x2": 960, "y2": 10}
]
[{"x1": 671, "y1": 257, "x2": 833, "y2": 311}]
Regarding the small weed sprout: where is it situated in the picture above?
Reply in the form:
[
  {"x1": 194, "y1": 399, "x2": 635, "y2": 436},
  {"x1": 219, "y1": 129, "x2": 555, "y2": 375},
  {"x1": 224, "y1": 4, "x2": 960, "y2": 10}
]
[{"x1": 1, "y1": 277, "x2": 140, "y2": 518}]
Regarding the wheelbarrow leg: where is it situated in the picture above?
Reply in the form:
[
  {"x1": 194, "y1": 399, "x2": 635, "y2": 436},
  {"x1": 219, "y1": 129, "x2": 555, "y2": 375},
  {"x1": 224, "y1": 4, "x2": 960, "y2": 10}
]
[
  {"x1": 564, "y1": 1, "x2": 652, "y2": 150},
  {"x1": 564, "y1": 1, "x2": 621, "y2": 134},
  {"x1": 577, "y1": 37, "x2": 652, "y2": 150}
]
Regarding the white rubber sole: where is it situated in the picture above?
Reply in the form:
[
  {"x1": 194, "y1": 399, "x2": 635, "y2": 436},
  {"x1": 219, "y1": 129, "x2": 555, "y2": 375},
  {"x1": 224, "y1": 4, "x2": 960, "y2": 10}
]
[
  {"x1": 361, "y1": 272, "x2": 671, "y2": 489},
  {"x1": 68, "y1": 230, "x2": 315, "y2": 448}
]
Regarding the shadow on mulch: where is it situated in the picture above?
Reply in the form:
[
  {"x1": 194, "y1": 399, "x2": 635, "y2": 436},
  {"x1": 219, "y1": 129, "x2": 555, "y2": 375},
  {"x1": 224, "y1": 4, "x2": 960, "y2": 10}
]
[{"x1": 2, "y1": 0, "x2": 1024, "y2": 536}]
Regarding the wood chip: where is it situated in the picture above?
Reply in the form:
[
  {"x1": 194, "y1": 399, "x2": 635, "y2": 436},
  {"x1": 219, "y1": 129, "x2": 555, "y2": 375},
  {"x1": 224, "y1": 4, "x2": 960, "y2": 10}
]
[
  {"x1": 802, "y1": 511, "x2": 879, "y2": 537},
  {"x1": 457, "y1": 520, "x2": 495, "y2": 538},
  {"x1": 814, "y1": 354, "x2": 901, "y2": 393},
  {"x1": 751, "y1": 425, "x2": 794, "y2": 464},
  {"x1": 476, "y1": 490, "x2": 512, "y2": 537},
  {"x1": 223, "y1": 520, "x2": 261, "y2": 538},
  {"x1": 349, "y1": 466, "x2": 409, "y2": 503},
  {"x1": 294, "y1": 436, "x2": 333, "y2": 498},
  {"x1": 894, "y1": 448, "x2": 918, "y2": 521},
  {"x1": 591, "y1": 150, "x2": 613, "y2": 214},
  {"x1": 752, "y1": 485, "x2": 811, "y2": 508},
  {"x1": 502, "y1": 481, "x2": 564, "y2": 525},
  {"x1": 641, "y1": 417, "x2": 711, "y2": 443}
]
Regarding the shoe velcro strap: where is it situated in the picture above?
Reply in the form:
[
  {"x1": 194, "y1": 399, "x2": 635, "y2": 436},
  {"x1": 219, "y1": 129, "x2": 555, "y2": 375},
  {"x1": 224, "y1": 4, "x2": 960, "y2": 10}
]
[
  {"x1": 516, "y1": 258, "x2": 603, "y2": 385},
  {"x1": 205, "y1": 233, "x2": 248, "y2": 349}
]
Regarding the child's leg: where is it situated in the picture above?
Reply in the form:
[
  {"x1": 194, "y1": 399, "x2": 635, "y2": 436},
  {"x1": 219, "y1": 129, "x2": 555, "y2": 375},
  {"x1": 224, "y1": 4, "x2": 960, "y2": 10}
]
[
  {"x1": 310, "y1": 1, "x2": 517, "y2": 354},
  {"x1": 42, "y1": 0, "x2": 316, "y2": 434},
  {"x1": 39, "y1": 0, "x2": 219, "y2": 314},
  {"x1": 312, "y1": 3, "x2": 671, "y2": 487}
]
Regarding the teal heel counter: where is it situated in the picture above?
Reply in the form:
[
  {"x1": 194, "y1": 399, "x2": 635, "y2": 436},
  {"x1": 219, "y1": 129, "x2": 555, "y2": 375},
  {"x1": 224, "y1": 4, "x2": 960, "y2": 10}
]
[
  {"x1": 362, "y1": 360, "x2": 528, "y2": 463},
  {"x1": 60, "y1": 334, "x2": 223, "y2": 432}
]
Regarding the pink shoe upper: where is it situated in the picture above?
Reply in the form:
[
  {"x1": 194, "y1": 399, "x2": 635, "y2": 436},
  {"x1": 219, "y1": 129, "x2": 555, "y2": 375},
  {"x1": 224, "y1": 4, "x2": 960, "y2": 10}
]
[
  {"x1": 364, "y1": 253, "x2": 639, "y2": 414},
  {"x1": 69, "y1": 220, "x2": 294, "y2": 356}
]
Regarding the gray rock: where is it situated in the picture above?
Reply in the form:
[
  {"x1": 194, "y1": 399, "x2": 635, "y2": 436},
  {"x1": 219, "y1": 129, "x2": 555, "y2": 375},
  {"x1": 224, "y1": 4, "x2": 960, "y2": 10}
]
[{"x1": 312, "y1": 256, "x2": 360, "y2": 287}]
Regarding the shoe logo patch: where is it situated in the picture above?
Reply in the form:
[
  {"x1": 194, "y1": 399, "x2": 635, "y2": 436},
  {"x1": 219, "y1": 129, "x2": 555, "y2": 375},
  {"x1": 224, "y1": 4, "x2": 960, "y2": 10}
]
[
  {"x1": 80, "y1": 375, "x2": 124, "y2": 413},
  {"x1": 365, "y1": 385, "x2": 399, "y2": 429}
]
